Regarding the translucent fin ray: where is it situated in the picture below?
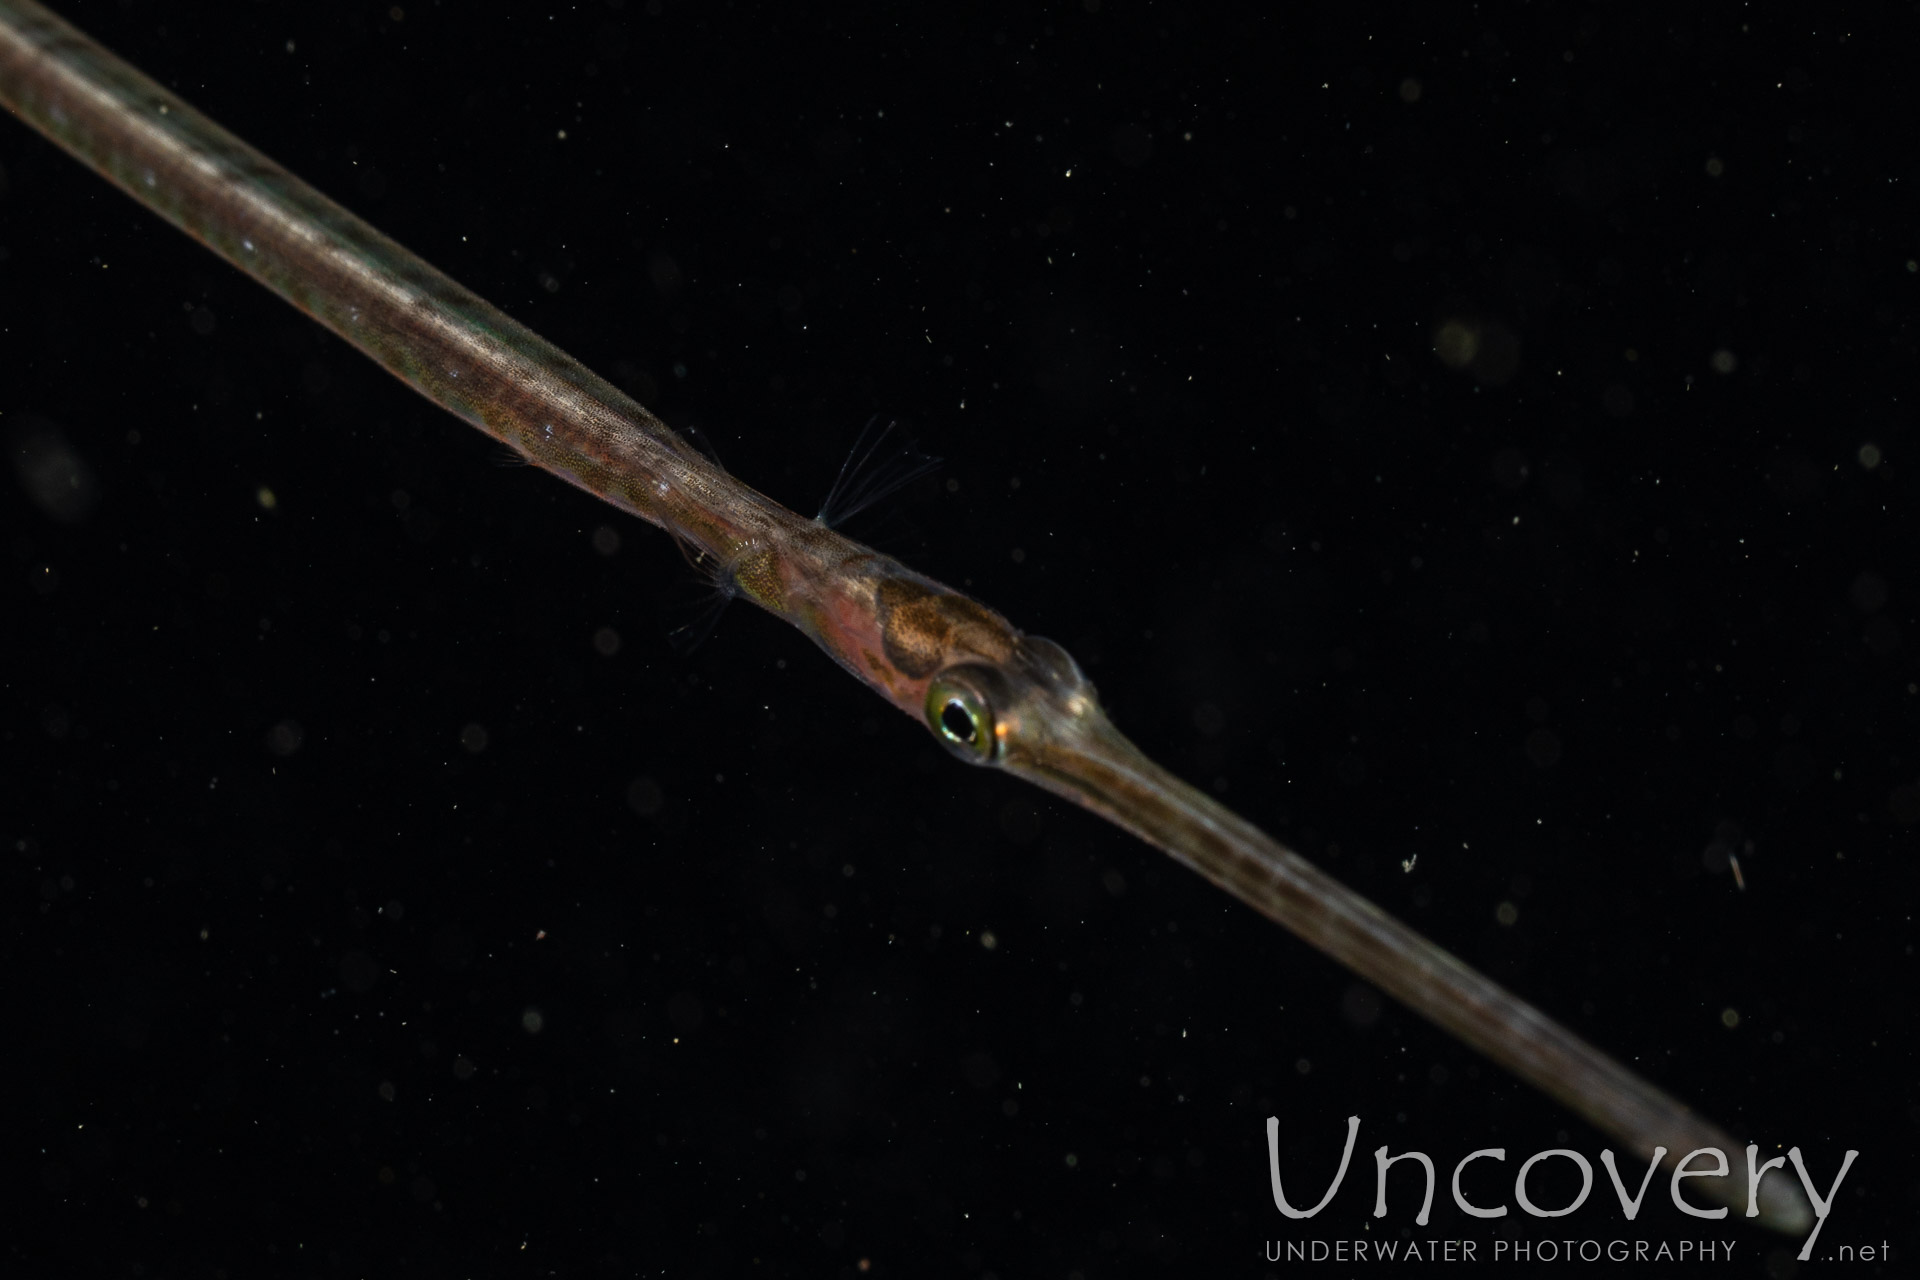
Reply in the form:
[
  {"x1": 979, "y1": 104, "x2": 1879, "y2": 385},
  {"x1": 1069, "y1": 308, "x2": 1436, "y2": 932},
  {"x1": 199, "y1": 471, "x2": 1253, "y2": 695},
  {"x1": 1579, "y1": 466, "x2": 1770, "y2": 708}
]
[{"x1": 817, "y1": 417, "x2": 941, "y2": 528}]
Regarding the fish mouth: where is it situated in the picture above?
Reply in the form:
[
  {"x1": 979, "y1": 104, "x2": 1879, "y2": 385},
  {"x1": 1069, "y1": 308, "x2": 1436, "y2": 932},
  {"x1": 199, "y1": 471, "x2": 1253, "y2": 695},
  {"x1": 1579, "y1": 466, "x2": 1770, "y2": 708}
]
[{"x1": 1000, "y1": 705, "x2": 1815, "y2": 1237}]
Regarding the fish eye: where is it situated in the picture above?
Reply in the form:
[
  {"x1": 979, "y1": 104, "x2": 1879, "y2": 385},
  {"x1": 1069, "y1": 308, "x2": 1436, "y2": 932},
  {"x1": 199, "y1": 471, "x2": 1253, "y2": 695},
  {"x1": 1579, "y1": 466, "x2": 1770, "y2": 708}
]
[{"x1": 924, "y1": 671, "x2": 999, "y2": 764}]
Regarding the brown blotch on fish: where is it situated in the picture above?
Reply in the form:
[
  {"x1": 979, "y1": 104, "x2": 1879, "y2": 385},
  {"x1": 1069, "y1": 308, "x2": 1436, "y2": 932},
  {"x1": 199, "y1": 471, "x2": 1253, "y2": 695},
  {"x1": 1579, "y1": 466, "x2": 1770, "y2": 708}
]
[
  {"x1": 876, "y1": 575, "x2": 1017, "y2": 678},
  {"x1": 731, "y1": 544, "x2": 783, "y2": 609}
]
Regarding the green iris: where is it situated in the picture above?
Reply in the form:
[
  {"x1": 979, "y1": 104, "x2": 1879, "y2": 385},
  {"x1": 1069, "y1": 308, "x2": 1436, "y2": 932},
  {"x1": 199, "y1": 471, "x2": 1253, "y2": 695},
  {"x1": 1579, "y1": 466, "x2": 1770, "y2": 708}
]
[{"x1": 924, "y1": 672, "x2": 997, "y2": 763}]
